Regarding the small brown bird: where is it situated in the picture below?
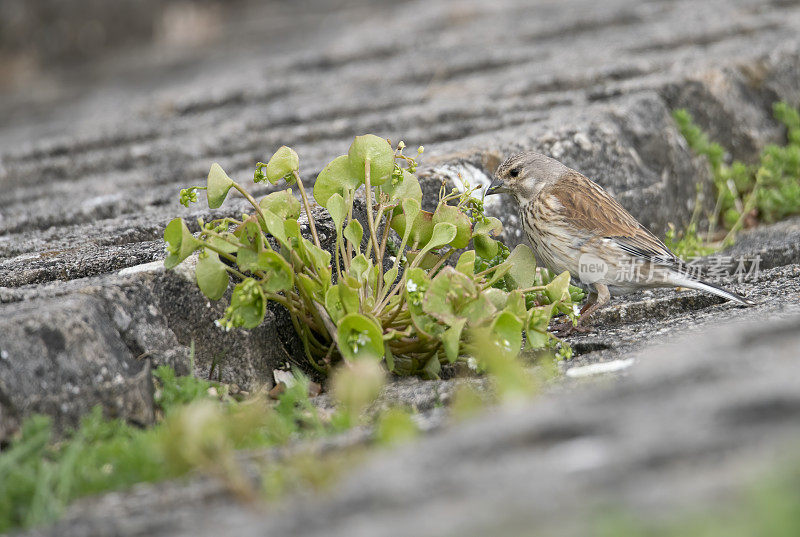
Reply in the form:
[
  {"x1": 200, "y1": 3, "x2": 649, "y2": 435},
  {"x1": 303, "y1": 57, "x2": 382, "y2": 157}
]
[{"x1": 486, "y1": 151, "x2": 753, "y2": 330}]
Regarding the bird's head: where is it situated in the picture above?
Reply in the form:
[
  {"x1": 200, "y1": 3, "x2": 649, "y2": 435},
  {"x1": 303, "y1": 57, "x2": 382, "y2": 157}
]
[{"x1": 486, "y1": 151, "x2": 569, "y2": 204}]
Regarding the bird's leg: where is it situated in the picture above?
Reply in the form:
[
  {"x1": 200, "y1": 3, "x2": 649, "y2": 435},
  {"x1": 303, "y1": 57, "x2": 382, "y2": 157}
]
[
  {"x1": 551, "y1": 283, "x2": 610, "y2": 336},
  {"x1": 579, "y1": 283, "x2": 610, "y2": 320},
  {"x1": 580, "y1": 289, "x2": 599, "y2": 316}
]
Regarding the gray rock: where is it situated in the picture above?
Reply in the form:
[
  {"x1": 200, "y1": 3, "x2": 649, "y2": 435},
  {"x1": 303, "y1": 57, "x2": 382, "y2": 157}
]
[
  {"x1": 0, "y1": 294, "x2": 155, "y2": 439},
  {"x1": 723, "y1": 216, "x2": 800, "y2": 270},
  {"x1": 29, "y1": 281, "x2": 800, "y2": 537}
]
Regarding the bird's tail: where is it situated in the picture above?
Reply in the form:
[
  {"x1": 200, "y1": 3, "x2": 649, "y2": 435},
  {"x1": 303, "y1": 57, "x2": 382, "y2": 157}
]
[{"x1": 668, "y1": 272, "x2": 755, "y2": 306}]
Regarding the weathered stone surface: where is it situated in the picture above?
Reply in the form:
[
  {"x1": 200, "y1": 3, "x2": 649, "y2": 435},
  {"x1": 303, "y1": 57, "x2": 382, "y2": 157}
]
[
  {"x1": 723, "y1": 216, "x2": 800, "y2": 270},
  {"x1": 20, "y1": 212, "x2": 800, "y2": 536},
  {"x1": 29, "y1": 273, "x2": 800, "y2": 537},
  {"x1": 0, "y1": 294, "x2": 155, "y2": 439}
]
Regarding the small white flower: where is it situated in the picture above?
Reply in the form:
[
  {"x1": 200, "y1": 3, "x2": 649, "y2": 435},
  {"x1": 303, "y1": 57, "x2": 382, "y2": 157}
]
[
  {"x1": 467, "y1": 357, "x2": 478, "y2": 371},
  {"x1": 406, "y1": 279, "x2": 418, "y2": 292}
]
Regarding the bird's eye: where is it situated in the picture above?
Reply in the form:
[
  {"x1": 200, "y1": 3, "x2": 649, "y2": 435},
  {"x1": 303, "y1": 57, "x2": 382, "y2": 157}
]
[{"x1": 509, "y1": 167, "x2": 520, "y2": 178}]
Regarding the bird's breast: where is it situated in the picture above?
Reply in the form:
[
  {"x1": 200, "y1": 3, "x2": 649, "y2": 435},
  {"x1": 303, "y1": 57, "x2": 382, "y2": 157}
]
[{"x1": 519, "y1": 199, "x2": 580, "y2": 277}]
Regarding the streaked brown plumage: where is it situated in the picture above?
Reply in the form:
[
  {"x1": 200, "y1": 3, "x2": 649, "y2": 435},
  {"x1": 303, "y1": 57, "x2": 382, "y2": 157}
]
[{"x1": 486, "y1": 151, "x2": 753, "y2": 329}]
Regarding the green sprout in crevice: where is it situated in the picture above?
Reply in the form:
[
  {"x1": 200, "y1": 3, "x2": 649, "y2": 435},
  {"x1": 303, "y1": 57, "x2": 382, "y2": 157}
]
[{"x1": 671, "y1": 102, "x2": 800, "y2": 255}]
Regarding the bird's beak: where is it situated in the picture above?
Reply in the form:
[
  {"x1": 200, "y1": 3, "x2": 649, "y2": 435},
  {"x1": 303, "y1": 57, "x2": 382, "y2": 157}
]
[{"x1": 486, "y1": 176, "x2": 505, "y2": 195}]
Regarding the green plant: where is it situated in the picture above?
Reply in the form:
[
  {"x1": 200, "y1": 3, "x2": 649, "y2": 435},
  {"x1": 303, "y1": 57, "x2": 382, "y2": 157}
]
[
  {"x1": 664, "y1": 222, "x2": 715, "y2": 259},
  {"x1": 0, "y1": 365, "x2": 370, "y2": 533},
  {"x1": 153, "y1": 364, "x2": 217, "y2": 412},
  {"x1": 673, "y1": 103, "x2": 800, "y2": 249},
  {"x1": 166, "y1": 135, "x2": 579, "y2": 377}
]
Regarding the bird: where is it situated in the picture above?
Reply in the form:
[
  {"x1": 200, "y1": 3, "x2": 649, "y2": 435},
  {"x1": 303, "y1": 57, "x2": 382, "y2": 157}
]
[{"x1": 485, "y1": 151, "x2": 754, "y2": 331}]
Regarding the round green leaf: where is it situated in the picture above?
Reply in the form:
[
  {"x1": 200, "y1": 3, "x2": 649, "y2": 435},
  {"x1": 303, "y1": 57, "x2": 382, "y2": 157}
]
[
  {"x1": 337, "y1": 313, "x2": 385, "y2": 362},
  {"x1": 338, "y1": 281, "x2": 360, "y2": 315},
  {"x1": 404, "y1": 250, "x2": 440, "y2": 270},
  {"x1": 344, "y1": 219, "x2": 364, "y2": 248},
  {"x1": 257, "y1": 250, "x2": 294, "y2": 293},
  {"x1": 164, "y1": 218, "x2": 200, "y2": 269},
  {"x1": 284, "y1": 218, "x2": 301, "y2": 239},
  {"x1": 473, "y1": 234, "x2": 498, "y2": 259},
  {"x1": 207, "y1": 233, "x2": 239, "y2": 254},
  {"x1": 325, "y1": 285, "x2": 346, "y2": 324},
  {"x1": 505, "y1": 244, "x2": 538, "y2": 289},
  {"x1": 421, "y1": 355, "x2": 442, "y2": 380},
  {"x1": 432, "y1": 204, "x2": 472, "y2": 249},
  {"x1": 236, "y1": 247, "x2": 259, "y2": 273},
  {"x1": 259, "y1": 189, "x2": 301, "y2": 219},
  {"x1": 207, "y1": 163, "x2": 234, "y2": 209},
  {"x1": 196, "y1": 249, "x2": 229, "y2": 300},
  {"x1": 265, "y1": 146, "x2": 299, "y2": 185},
  {"x1": 422, "y1": 222, "x2": 457, "y2": 252},
  {"x1": 230, "y1": 279, "x2": 267, "y2": 329},
  {"x1": 296, "y1": 273, "x2": 324, "y2": 304},
  {"x1": 441, "y1": 318, "x2": 466, "y2": 364},
  {"x1": 491, "y1": 311, "x2": 524, "y2": 355},
  {"x1": 348, "y1": 135, "x2": 394, "y2": 186},
  {"x1": 313, "y1": 155, "x2": 361, "y2": 208},
  {"x1": 390, "y1": 209, "x2": 433, "y2": 247},
  {"x1": 455, "y1": 250, "x2": 476, "y2": 276},
  {"x1": 350, "y1": 254, "x2": 371, "y2": 283},
  {"x1": 383, "y1": 267, "x2": 399, "y2": 288},
  {"x1": 484, "y1": 288, "x2": 509, "y2": 310},
  {"x1": 545, "y1": 271, "x2": 572, "y2": 303},
  {"x1": 526, "y1": 304, "x2": 554, "y2": 349},
  {"x1": 259, "y1": 207, "x2": 287, "y2": 245},
  {"x1": 505, "y1": 290, "x2": 527, "y2": 319},
  {"x1": 400, "y1": 198, "x2": 421, "y2": 233},
  {"x1": 326, "y1": 193, "x2": 347, "y2": 232},
  {"x1": 459, "y1": 293, "x2": 497, "y2": 325}
]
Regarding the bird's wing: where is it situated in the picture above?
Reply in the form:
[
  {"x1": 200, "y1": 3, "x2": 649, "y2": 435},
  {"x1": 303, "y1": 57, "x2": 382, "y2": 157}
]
[{"x1": 547, "y1": 171, "x2": 679, "y2": 265}]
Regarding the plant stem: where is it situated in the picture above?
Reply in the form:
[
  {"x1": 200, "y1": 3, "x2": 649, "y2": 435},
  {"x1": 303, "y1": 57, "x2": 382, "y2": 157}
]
[
  {"x1": 474, "y1": 263, "x2": 508, "y2": 279},
  {"x1": 198, "y1": 240, "x2": 237, "y2": 265},
  {"x1": 378, "y1": 206, "x2": 393, "y2": 264},
  {"x1": 516, "y1": 285, "x2": 547, "y2": 293},
  {"x1": 231, "y1": 182, "x2": 269, "y2": 230},
  {"x1": 288, "y1": 313, "x2": 326, "y2": 374},
  {"x1": 333, "y1": 232, "x2": 342, "y2": 282},
  {"x1": 292, "y1": 171, "x2": 321, "y2": 248},
  {"x1": 385, "y1": 293, "x2": 406, "y2": 325},
  {"x1": 264, "y1": 292, "x2": 293, "y2": 311},
  {"x1": 223, "y1": 265, "x2": 248, "y2": 281},
  {"x1": 375, "y1": 275, "x2": 406, "y2": 314},
  {"x1": 374, "y1": 206, "x2": 394, "y2": 299},
  {"x1": 343, "y1": 189, "x2": 355, "y2": 271},
  {"x1": 363, "y1": 160, "x2": 382, "y2": 264},
  {"x1": 721, "y1": 170, "x2": 763, "y2": 247}
]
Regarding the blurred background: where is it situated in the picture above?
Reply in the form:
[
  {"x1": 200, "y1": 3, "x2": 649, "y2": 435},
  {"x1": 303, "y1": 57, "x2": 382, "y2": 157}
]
[{"x1": 0, "y1": 0, "x2": 352, "y2": 145}]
